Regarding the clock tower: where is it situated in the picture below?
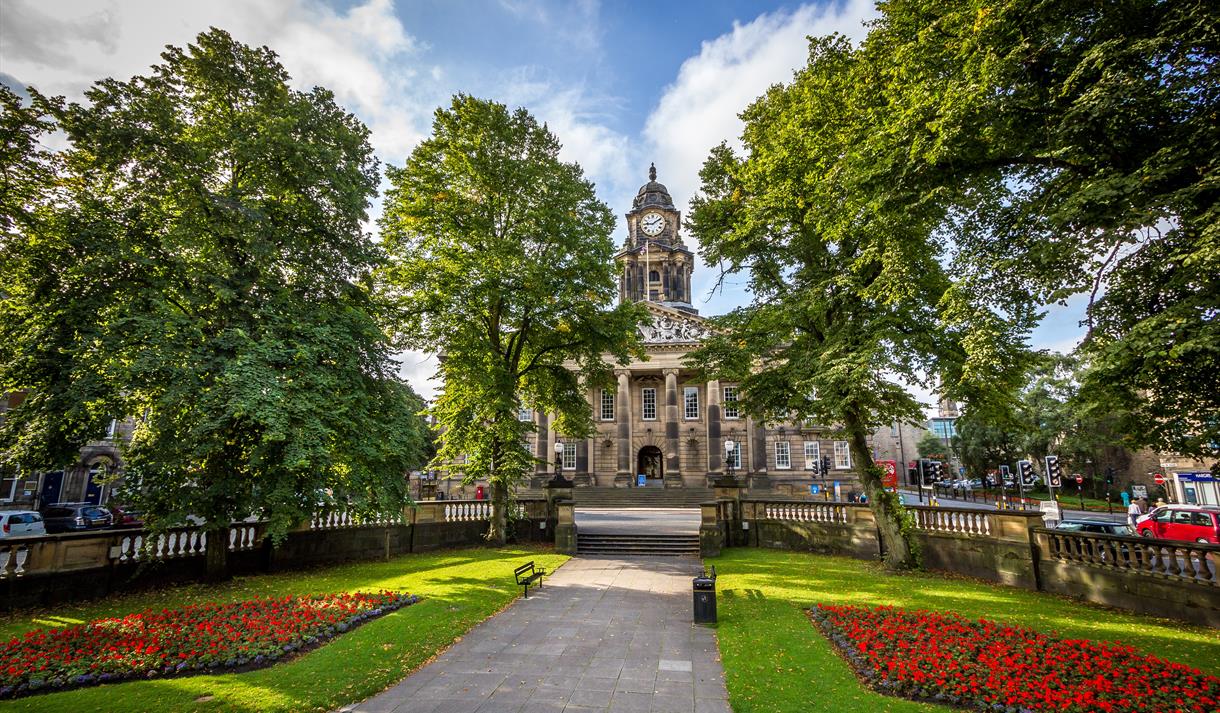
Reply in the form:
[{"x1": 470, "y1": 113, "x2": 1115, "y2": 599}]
[{"x1": 616, "y1": 163, "x2": 696, "y2": 314}]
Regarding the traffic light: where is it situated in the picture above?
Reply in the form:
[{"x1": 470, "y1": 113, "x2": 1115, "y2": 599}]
[
  {"x1": 918, "y1": 458, "x2": 930, "y2": 485},
  {"x1": 1045, "y1": 455, "x2": 1062, "y2": 488},
  {"x1": 1018, "y1": 460, "x2": 1034, "y2": 486},
  {"x1": 1105, "y1": 466, "x2": 1115, "y2": 485},
  {"x1": 929, "y1": 460, "x2": 942, "y2": 482},
  {"x1": 820, "y1": 456, "x2": 831, "y2": 478},
  {"x1": 999, "y1": 464, "x2": 1011, "y2": 484}
]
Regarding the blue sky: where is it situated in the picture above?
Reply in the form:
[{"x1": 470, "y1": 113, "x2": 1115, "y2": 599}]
[{"x1": 1, "y1": 0, "x2": 1087, "y2": 403}]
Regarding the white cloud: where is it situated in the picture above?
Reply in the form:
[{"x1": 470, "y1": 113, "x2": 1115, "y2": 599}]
[
  {"x1": 0, "y1": 0, "x2": 430, "y2": 162},
  {"x1": 3, "y1": 0, "x2": 442, "y2": 392},
  {"x1": 642, "y1": 0, "x2": 878, "y2": 309}
]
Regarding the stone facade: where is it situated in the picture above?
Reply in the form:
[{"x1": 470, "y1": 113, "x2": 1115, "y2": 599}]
[
  {"x1": 0, "y1": 392, "x2": 128, "y2": 511},
  {"x1": 522, "y1": 166, "x2": 866, "y2": 494}
]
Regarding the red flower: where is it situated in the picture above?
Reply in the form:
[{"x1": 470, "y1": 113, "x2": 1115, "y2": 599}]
[{"x1": 811, "y1": 603, "x2": 1219, "y2": 713}]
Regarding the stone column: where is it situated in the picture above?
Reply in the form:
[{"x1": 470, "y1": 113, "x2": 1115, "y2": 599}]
[
  {"x1": 535, "y1": 411, "x2": 549, "y2": 477},
  {"x1": 706, "y1": 379, "x2": 722, "y2": 477},
  {"x1": 615, "y1": 370, "x2": 633, "y2": 485},
  {"x1": 663, "y1": 369, "x2": 681, "y2": 480}
]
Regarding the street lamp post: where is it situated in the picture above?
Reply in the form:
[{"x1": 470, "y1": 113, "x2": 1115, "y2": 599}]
[{"x1": 550, "y1": 440, "x2": 571, "y2": 486}]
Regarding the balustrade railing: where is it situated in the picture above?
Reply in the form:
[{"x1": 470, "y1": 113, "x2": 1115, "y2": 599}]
[
  {"x1": 1041, "y1": 529, "x2": 1219, "y2": 586},
  {"x1": 0, "y1": 543, "x2": 30, "y2": 579},
  {"x1": 755, "y1": 500, "x2": 850, "y2": 524},
  {"x1": 910, "y1": 507, "x2": 994, "y2": 537},
  {"x1": 443, "y1": 500, "x2": 492, "y2": 522}
]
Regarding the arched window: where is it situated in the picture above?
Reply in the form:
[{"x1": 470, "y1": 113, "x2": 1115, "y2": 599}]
[{"x1": 649, "y1": 270, "x2": 660, "y2": 282}]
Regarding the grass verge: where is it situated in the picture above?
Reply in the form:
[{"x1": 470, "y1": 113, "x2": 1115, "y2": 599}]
[
  {"x1": 0, "y1": 547, "x2": 568, "y2": 712},
  {"x1": 709, "y1": 548, "x2": 1220, "y2": 713}
]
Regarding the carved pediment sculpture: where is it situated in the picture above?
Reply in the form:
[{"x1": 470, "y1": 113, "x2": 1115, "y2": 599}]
[{"x1": 638, "y1": 312, "x2": 711, "y2": 344}]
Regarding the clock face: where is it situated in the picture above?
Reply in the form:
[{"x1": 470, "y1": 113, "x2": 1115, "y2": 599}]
[{"x1": 640, "y1": 212, "x2": 665, "y2": 236}]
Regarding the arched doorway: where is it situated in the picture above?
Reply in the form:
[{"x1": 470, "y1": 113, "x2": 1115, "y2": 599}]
[{"x1": 638, "y1": 446, "x2": 663, "y2": 483}]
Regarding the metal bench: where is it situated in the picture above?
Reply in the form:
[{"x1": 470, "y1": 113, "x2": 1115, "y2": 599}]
[{"x1": 514, "y1": 561, "x2": 546, "y2": 597}]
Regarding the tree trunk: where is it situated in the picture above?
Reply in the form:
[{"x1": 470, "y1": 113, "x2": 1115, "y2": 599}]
[
  {"x1": 204, "y1": 526, "x2": 231, "y2": 582},
  {"x1": 487, "y1": 480, "x2": 509, "y2": 546},
  {"x1": 843, "y1": 408, "x2": 919, "y2": 570}
]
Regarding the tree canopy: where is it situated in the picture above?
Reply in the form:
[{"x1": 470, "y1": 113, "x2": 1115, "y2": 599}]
[
  {"x1": 684, "y1": 33, "x2": 1034, "y2": 568},
  {"x1": 0, "y1": 29, "x2": 429, "y2": 577},
  {"x1": 378, "y1": 95, "x2": 646, "y2": 543},
  {"x1": 865, "y1": 0, "x2": 1219, "y2": 458}
]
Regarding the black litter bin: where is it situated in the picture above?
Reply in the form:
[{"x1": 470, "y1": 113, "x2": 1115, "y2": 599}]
[{"x1": 693, "y1": 566, "x2": 717, "y2": 623}]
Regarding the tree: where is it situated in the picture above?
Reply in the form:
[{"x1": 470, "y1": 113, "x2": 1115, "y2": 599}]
[
  {"x1": 378, "y1": 95, "x2": 646, "y2": 545},
  {"x1": 952, "y1": 410, "x2": 1023, "y2": 480},
  {"x1": 0, "y1": 30, "x2": 429, "y2": 579},
  {"x1": 916, "y1": 434, "x2": 950, "y2": 463},
  {"x1": 863, "y1": 0, "x2": 1220, "y2": 459},
  {"x1": 685, "y1": 36, "x2": 1032, "y2": 569}
]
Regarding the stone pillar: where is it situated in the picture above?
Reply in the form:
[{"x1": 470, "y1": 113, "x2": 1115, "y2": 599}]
[
  {"x1": 706, "y1": 379, "x2": 722, "y2": 478},
  {"x1": 749, "y1": 416, "x2": 770, "y2": 491},
  {"x1": 615, "y1": 370, "x2": 633, "y2": 486},
  {"x1": 663, "y1": 369, "x2": 681, "y2": 482},
  {"x1": 554, "y1": 501, "x2": 577, "y2": 554},
  {"x1": 535, "y1": 411, "x2": 550, "y2": 476}
]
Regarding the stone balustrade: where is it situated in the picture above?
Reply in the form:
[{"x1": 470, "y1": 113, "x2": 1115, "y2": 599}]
[
  {"x1": 1039, "y1": 528, "x2": 1218, "y2": 586},
  {"x1": 757, "y1": 501, "x2": 851, "y2": 524},
  {"x1": 0, "y1": 498, "x2": 551, "y2": 609}
]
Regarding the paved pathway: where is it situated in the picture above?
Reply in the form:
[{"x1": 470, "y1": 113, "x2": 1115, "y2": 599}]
[{"x1": 342, "y1": 556, "x2": 730, "y2": 713}]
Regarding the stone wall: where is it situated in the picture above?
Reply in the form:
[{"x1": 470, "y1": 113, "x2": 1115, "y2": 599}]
[
  {"x1": 709, "y1": 499, "x2": 1220, "y2": 628},
  {"x1": 0, "y1": 500, "x2": 550, "y2": 611}
]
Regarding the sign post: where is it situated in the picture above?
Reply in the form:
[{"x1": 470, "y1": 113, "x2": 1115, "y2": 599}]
[{"x1": 1075, "y1": 474, "x2": 1085, "y2": 510}]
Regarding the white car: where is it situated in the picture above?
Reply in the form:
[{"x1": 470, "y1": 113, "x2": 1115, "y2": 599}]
[{"x1": 0, "y1": 510, "x2": 47, "y2": 538}]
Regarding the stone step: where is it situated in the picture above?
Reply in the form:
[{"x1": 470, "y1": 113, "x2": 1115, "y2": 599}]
[{"x1": 577, "y1": 533, "x2": 701, "y2": 557}]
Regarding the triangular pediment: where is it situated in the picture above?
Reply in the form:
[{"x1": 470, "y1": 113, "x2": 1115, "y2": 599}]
[{"x1": 637, "y1": 302, "x2": 711, "y2": 344}]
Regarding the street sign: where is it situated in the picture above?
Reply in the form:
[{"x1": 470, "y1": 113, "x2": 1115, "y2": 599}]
[
  {"x1": 878, "y1": 460, "x2": 898, "y2": 489},
  {"x1": 810, "y1": 484, "x2": 821, "y2": 495},
  {"x1": 1131, "y1": 485, "x2": 1148, "y2": 499},
  {"x1": 1074, "y1": 474, "x2": 1083, "y2": 485},
  {"x1": 1154, "y1": 473, "x2": 1166, "y2": 485}
]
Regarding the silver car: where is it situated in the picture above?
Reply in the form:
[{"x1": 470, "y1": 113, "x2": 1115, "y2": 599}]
[{"x1": 0, "y1": 510, "x2": 47, "y2": 538}]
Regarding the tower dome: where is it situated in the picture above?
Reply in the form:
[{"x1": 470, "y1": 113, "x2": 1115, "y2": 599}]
[{"x1": 632, "y1": 162, "x2": 675, "y2": 210}]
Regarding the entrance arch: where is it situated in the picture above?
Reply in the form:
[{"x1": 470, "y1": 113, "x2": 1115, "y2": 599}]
[{"x1": 638, "y1": 446, "x2": 663, "y2": 481}]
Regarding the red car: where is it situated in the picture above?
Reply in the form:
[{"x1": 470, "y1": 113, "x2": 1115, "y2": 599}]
[
  {"x1": 107, "y1": 504, "x2": 144, "y2": 529},
  {"x1": 1136, "y1": 505, "x2": 1220, "y2": 544}
]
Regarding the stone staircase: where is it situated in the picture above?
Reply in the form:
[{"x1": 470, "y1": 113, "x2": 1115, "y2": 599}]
[
  {"x1": 576, "y1": 532, "x2": 701, "y2": 557},
  {"x1": 572, "y1": 486, "x2": 714, "y2": 509}
]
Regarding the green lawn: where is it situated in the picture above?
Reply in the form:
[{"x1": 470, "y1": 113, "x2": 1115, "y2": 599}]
[
  {"x1": 0, "y1": 547, "x2": 568, "y2": 712},
  {"x1": 709, "y1": 548, "x2": 1220, "y2": 713}
]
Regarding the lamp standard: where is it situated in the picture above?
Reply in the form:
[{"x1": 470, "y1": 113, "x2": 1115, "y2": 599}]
[
  {"x1": 550, "y1": 440, "x2": 571, "y2": 486},
  {"x1": 724, "y1": 439, "x2": 736, "y2": 481}
]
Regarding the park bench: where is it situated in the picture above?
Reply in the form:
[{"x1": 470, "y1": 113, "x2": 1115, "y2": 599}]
[{"x1": 514, "y1": 561, "x2": 546, "y2": 597}]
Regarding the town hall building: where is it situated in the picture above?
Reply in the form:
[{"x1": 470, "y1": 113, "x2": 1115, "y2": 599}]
[{"x1": 520, "y1": 165, "x2": 866, "y2": 496}]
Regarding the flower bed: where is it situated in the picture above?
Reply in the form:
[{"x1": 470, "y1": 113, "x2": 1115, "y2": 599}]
[
  {"x1": 0, "y1": 590, "x2": 420, "y2": 698},
  {"x1": 811, "y1": 604, "x2": 1219, "y2": 713}
]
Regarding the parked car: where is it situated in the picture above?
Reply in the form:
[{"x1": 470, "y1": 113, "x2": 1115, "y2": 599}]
[
  {"x1": 1135, "y1": 505, "x2": 1220, "y2": 544},
  {"x1": 107, "y1": 504, "x2": 144, "y2": 529},
  {"x1": 1054, "y1": 519, "x2": 1134, "y2": 537},
  {"x1": 0, "y1": 510, "x2": 47, "y2": 538},
  {"x1": 40, "y1": 503, "x2": 114, "y2": 534}
]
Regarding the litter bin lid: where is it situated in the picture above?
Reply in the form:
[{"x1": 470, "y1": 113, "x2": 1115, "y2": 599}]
[{"x1": 693, "y1": 577, "x2": 715, "y2": 589}]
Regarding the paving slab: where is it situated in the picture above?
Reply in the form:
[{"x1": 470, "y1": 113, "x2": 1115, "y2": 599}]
[{"x1": 339, "y1": 556, "x2": 727, "y2": 713}]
